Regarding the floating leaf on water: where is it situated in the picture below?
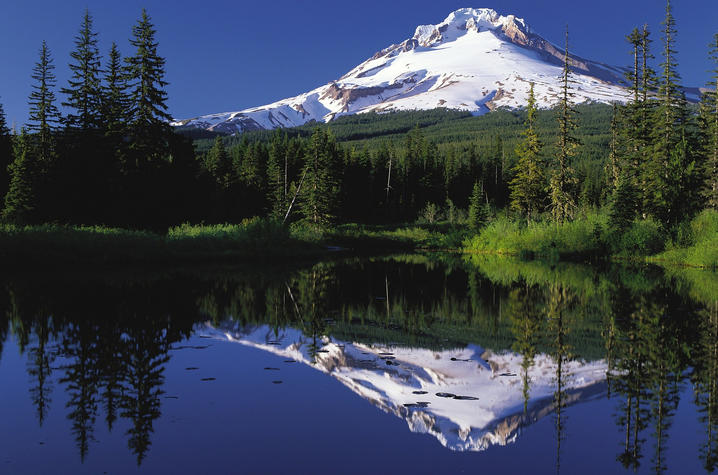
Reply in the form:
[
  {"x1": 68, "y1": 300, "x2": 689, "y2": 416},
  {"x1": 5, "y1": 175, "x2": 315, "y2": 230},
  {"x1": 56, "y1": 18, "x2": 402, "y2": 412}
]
[
  {"x1": 436, "y1": 392, "x2": 456, "y2": 398},
  {"x1": 453, "y1": 395, "x2": 479, "y2": 401}
]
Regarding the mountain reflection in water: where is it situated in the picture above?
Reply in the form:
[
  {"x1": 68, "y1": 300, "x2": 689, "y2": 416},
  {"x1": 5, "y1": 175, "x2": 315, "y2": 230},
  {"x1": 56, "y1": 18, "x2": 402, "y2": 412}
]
[
  {"x1": 203, "y1": 322, "x2": 608, "y2": 452},
  {"x1": 0, "y1": 255, "x2": 716, "y2": 474}
]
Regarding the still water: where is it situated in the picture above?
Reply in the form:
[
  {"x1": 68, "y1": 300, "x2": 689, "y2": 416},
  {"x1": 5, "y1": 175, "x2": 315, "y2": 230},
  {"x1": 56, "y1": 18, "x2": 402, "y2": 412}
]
[{"x1": 0, "y1": 255, "x2": 716, "y2": 474}]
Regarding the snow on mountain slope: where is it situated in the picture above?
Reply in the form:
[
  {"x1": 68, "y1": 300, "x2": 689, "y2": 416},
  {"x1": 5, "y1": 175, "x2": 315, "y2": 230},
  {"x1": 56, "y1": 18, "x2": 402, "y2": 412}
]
[
  {"x1": 171, "y1": 8, "x2": 632, "y2": 135},
  {"x1": 198, "y1": 322, "x2": 607, "y2": 451}
]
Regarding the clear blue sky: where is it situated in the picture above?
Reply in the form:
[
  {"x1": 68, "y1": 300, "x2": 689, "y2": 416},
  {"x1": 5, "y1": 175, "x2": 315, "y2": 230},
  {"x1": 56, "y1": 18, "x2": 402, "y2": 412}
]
[{"x1": 1, "y1": 0, "x2": 716, "y2": 128}]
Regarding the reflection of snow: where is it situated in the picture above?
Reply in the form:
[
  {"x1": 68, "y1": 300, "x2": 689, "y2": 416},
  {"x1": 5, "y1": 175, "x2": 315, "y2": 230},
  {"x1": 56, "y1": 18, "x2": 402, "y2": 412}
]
[{"x1": 199, "y1": 323, "x2": 607, "y2": 452}]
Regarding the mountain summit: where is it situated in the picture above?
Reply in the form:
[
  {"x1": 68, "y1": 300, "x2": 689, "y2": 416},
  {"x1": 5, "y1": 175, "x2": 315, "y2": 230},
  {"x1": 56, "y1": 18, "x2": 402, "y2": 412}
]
[{"x1": 173, "y1": 7, "x2": 631, "y2": 134}]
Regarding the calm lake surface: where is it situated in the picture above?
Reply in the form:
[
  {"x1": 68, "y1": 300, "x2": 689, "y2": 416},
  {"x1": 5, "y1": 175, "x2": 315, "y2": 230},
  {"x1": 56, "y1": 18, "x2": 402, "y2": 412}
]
[{"x1": 0, "y1": 255, "x2": 716, "y2": 474}]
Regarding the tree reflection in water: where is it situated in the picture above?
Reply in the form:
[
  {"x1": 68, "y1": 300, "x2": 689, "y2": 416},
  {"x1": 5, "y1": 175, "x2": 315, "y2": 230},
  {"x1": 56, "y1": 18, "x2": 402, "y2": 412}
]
[{"x1": 0, "y1": 256, "x2": 715, "y2": 472}]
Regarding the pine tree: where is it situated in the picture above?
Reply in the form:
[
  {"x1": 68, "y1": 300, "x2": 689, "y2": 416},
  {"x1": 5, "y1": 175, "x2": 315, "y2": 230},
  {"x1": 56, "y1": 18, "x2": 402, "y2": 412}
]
[
  {"x1": 204, "y1": 136, "x2": 231, "y2": 188},
  {"x1": 549, "y1": 27, "x2": 580, "y2": 223},
  {"x1": 61, "y1": 9, "x2": 102, "y2": 130},
  {"x1": 0, "y1": 102, "x2": 12, "y2": 202},
  {"x1": 299, "y1": 128, "x2": 339, "y2": 228},
  {"x1": 102, "y1": 42, "x2": 130, "y2": 168},
  {"x1": 699, "y1": 33, "x2": 718, "y2": 209},
  {"x1": 468, "y1": 181, "x2": 488, "y2": 229},
  {"x1": 124, "y1": 9, "x2": 172, "y2": 165},
  {"x1": 2, "y1": 130, "x2": 38, "y2": 223},
  {"x1": 509, "y1": 82, "x2": 545, "y2": 223},
  {"x1": 267, "y1": 132, "x2": 288, "y2": 219},
  {"x1": 609, "y1": 169, "x2": 638, "y2": 232},
  {"x1": 645, "y1": 0, "x2": 691, "y2": 226},
  {"x1": 27, "y1": 40, "x2": 60, "y2": 163}
]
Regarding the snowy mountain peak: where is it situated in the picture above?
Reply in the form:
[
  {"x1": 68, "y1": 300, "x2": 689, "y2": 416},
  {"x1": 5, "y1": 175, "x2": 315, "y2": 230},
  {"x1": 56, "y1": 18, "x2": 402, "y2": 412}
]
[
  {"x1": 172, "y1": 7, "x2": 632, "y2": 134},
  {"x1": 413, "y1": 7, "x2": 530, "y2": 47}
]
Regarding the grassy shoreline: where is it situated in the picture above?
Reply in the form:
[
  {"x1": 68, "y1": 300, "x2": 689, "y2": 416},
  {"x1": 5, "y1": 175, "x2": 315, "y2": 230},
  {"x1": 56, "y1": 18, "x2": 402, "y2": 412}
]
[{"x1": 1, "y1": 210, "x2": 716, "y2": 271}]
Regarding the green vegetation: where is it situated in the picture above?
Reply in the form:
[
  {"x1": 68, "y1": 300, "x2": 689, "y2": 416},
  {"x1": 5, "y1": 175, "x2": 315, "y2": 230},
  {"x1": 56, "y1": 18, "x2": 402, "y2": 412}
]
[{"x1": 0, "y1": 3, "x2": 715, "y2": 270}]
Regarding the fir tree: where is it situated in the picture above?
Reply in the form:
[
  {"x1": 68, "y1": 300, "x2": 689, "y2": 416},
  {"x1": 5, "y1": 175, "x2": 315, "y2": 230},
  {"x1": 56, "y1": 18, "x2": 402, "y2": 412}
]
[
  {"x1": 204, "y1": 136, "x2": 231, "y2": 188},
  {"x1": 646, "y1": 0, "x2": 692, "y2": 226},
  {"x1": 549, "y1": 27, "x2": 580, "y2": 223},
  {"x1": 61, "y1": 9, "x2": 102, "y2": 130},
  {"x1": 267, "y1": 132, "x2": 288, "y2": 219},
  {"x1": 0, "y1": 102, "x2": 12, "y2": 202},
  {"x1": 124, "y1": 9, "x2": 172, "y2": 165},
  {"x1": 299, "y1": 128, "x2": 339, "y2": 228},
  {"x1": 609, "y1": 169, "x2": 638, "y2": 232},
  {"x1": 27, "y1": 40, "x2": 60, "y2": 163},
  {"x1": 467, "y1": 181, "x2": 488, "y2": 230},
  {"x1": 102, "y1": 42, "x2": 130, "y2": 172},
  {"x1": 699, "y1": 33, "x2": 718, "y2": 209},
  {"x1": 2, "y1": 130, "x2": 38, "y2": 223},
  {"x1": 509, "y1": 82, "x2": 545, "y2": 223}
]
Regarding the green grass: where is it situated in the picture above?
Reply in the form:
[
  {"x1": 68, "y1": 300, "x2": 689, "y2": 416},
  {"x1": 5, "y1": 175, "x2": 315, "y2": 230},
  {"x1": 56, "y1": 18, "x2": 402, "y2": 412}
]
[
  {"x1": 461, "y1": 209, "x2": 718, "y2": 269},
  {"x1": 0, "y1": 218, "x2": 323, "y2": 266},
  {"x1": 462, "y1": 211, "x2": 610, "y2": 260},
  {"x1": 650, "y1": 209, "x2": 718, "y2": 269}
]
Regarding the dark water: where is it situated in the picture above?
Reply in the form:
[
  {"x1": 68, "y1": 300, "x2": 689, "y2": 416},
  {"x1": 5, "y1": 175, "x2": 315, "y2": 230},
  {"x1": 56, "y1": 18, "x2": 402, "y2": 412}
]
[{"x1": 0, "y1": 255, "x2": 716, "y2": 474}]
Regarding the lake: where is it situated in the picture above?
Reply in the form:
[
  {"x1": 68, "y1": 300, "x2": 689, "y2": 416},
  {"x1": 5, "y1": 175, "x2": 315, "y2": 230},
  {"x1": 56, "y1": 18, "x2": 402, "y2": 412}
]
[{"x1": 0, "y1": 255, "x2": 716, "y2": 474}]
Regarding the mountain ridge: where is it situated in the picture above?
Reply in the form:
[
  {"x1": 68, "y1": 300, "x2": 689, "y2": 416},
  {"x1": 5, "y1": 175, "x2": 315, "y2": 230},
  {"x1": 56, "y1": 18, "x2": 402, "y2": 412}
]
[{"x1": 172, "y1": 7, "x2": 636, "y2": 134}]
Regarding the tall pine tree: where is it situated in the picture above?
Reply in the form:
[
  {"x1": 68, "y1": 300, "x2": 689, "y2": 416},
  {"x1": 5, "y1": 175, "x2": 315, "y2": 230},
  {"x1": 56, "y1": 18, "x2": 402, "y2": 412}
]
[
  {"x1": 124, "y1": 9, "x2": 172, "y2": 166},
  {"x1": 2, "y1": 130, "x2": 38, "y2": 224},
  {"x1": 27, "y1": 40, "x2": 60, "y2": 164},
  {"x1": 61, "y1": 9, "x2": 102, "y2": 130},
  {"x1": 0, "y1": 102, "x2": 12, "y2": 203},
  {"x1": 509, "y1": 82, "x2": 545, "y2": 223},
  {"x1": 299, "y1": 128, "x2": 339, "y2": 228},
  {"x1": 549, "y1": 27, "x2": 580, "y2": 223},
  {"x1": 699, "y1": 33, "x2": 718, "y2": 209},
  {"x1": 644, "y1": 0, "x2": 700, "y2": 226}
]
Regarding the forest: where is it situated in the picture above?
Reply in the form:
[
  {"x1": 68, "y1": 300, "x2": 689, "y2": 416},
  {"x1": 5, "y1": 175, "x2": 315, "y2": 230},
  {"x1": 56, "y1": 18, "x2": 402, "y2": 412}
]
[{"x1": 0, "y1": 3, "x2": 716, "y2": 266}]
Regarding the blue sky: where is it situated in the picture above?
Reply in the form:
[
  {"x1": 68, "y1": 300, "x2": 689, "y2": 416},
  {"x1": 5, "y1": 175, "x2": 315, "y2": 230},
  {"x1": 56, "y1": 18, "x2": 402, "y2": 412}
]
[{"x1": 1, "y1": 0, "x2": 716, "y2": 127}]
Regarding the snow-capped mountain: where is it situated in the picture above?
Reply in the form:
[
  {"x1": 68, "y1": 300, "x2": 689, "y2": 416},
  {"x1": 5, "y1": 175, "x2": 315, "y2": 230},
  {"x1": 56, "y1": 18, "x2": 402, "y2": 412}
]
[
  {"x1": 172, "y1": 8, "x2": 633, "y2": 135},
  {"x1": 199, "y1": 322, "x2": 607, "y2": 451}
]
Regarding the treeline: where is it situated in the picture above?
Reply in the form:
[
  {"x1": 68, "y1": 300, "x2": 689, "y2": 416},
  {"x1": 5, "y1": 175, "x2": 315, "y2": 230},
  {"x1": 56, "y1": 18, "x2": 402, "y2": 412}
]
[{"x1": 0, "y1": 9, "x2": 200, "y2": 229}]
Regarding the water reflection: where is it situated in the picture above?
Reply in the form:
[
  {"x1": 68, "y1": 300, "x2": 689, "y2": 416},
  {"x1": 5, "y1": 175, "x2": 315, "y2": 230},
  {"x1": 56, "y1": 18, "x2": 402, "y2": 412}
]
[{"x1": 0, "y1": 257, "x2": 716, "y2": 473}]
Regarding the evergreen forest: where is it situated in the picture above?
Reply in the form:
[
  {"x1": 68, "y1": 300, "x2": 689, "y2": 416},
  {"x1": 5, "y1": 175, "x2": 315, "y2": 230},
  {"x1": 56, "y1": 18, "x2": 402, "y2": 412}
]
[{"x1": 0, "y1": 3, "x2": 716, "y2": 267}]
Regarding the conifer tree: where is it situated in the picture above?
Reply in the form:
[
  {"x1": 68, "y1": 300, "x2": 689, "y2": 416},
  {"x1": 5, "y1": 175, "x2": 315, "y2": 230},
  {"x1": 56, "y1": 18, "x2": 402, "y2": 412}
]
[
  {"x1": 299, "y1": 128, "x2": 339, "y2": 228},
  {"x1": 102, "y1": 42, "x2": 130, "y2": 169},
  {"x1": 61, "y1": 9, "x2": 102, "y2": 130},
  {"x1": 509, "y1": 82, "x2": 545, "y2": 223},
  {"x1": 699, "y1": 33, "x2": 718, "y2": 209},
  {"x1": 549, "y1": 27, "x2": 580, "y2": 223},
  {"x1": 27, "y1": 41, "x2": 60, "y2": 163},
  {"x1": 124, "y1": 9, "x2": 172, "y2": 165},
  {"x1": 0, "y1": 102, "x2": 12, "y2": 202},
  {"x1": 267, "y1": 132, "x2": 288, "y2": 219},
  {"x1": 468, "y1": 181, "x2": 488, "y2": 229},
  {"x1": 646, "y1": 0, "x2": 697, "y2": 226},
  {"x1": 205, "y1": 136, "x2": 231, "y2": 188},
  {"x1": 2, "y1": 130, "x2": 38, "y2": 223}
]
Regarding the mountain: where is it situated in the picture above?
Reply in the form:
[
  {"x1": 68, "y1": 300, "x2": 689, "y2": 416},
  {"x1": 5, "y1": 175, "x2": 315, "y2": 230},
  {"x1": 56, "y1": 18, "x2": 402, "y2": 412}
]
[
  {"x1": 200, "y1": 322, "x2": 607, "y2": 451},
  {"x1": 171, "y1": 7, "x2": 633, "y2": 135}
]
